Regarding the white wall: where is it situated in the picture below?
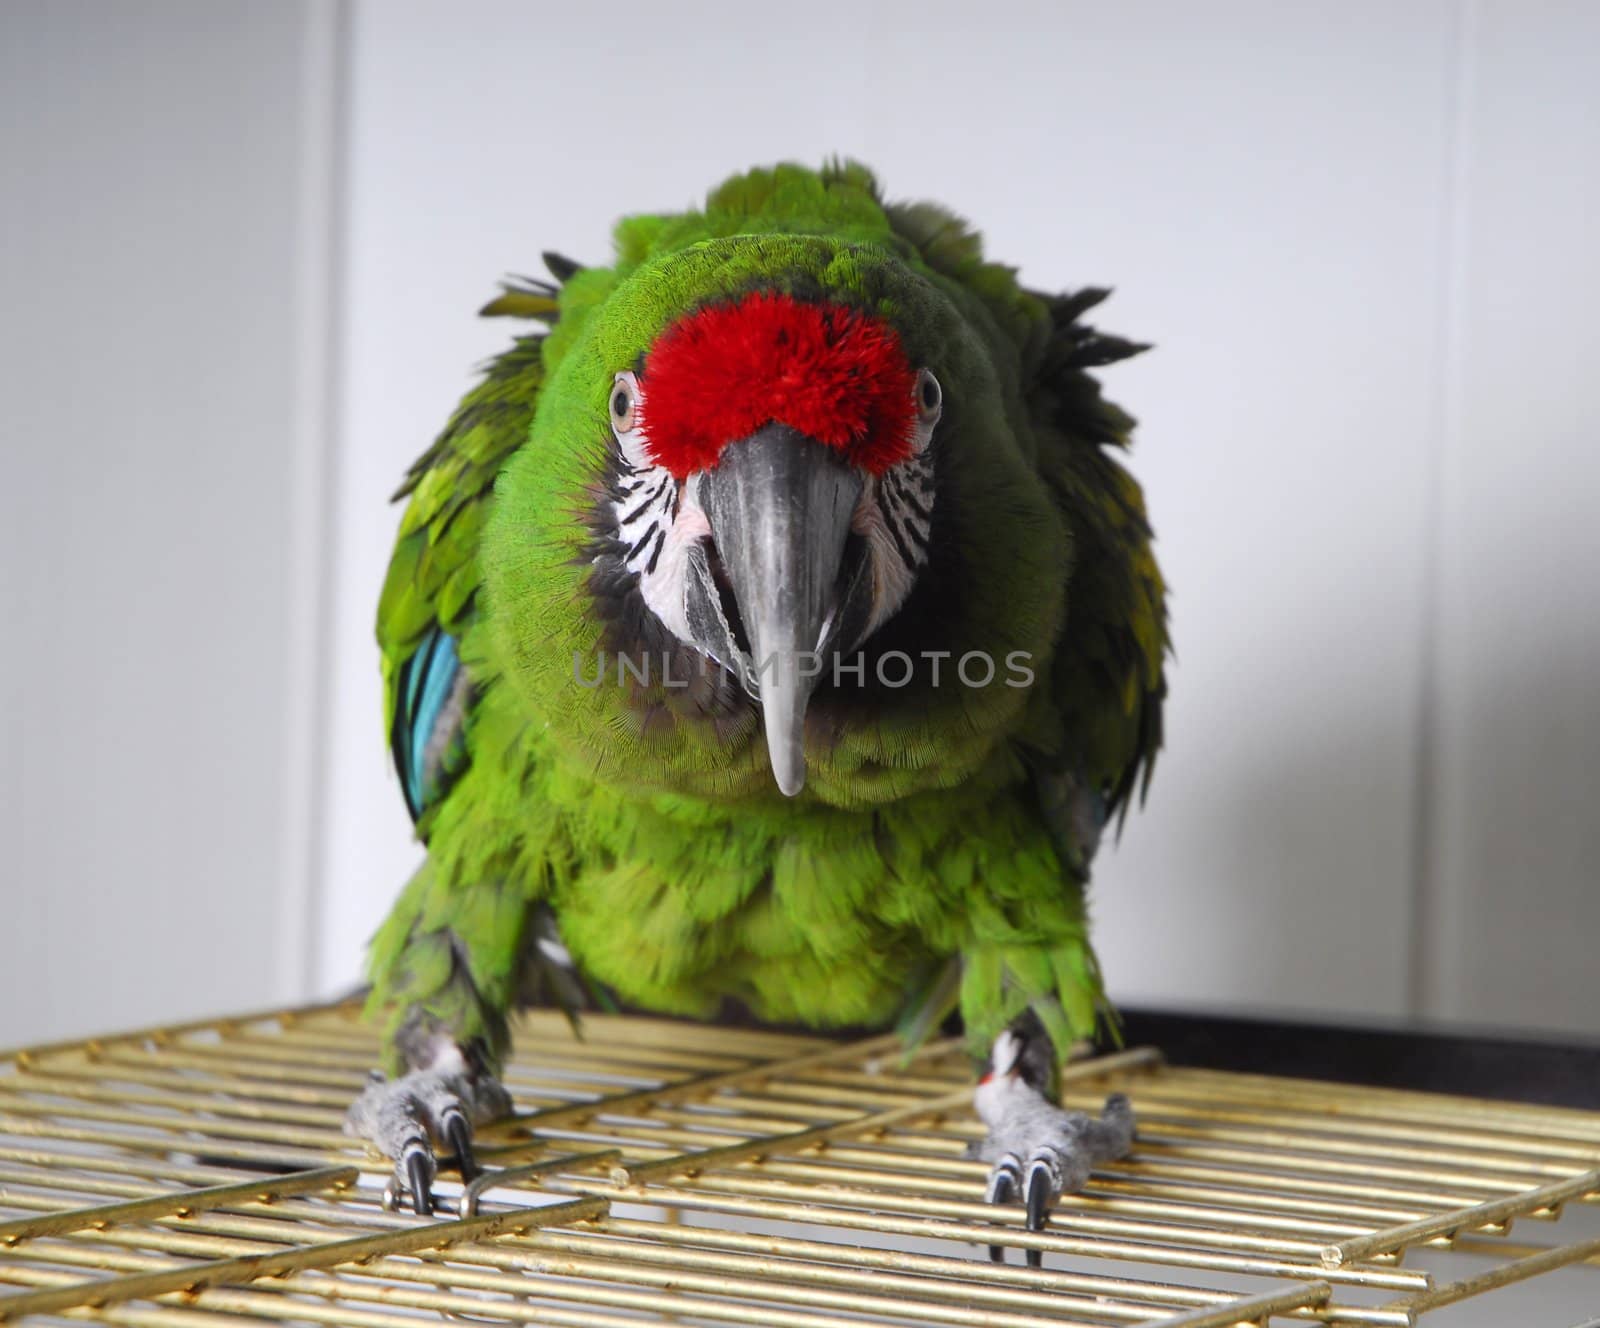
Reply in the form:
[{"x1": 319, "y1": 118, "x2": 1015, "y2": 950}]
[
  {"x1": 4, "y1": 0, "x2": 1597, "y2": 1048},
  {"x1": 1422, "y1": 0, "x2": 1600, "y2": 1031},
  {"x1": 0, "y1": 0, "x2": 341, "y2": 1045},
  {"x1": 320, "y1": 0, "x2": 1600, "y2": 1038}
]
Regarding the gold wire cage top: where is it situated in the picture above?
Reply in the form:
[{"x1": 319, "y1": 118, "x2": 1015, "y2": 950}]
[{"x1": 0, "y1": 1003, "x2": 1597, "y2": 1326}]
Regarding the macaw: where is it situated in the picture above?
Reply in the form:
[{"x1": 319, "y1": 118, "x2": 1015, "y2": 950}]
[{"x1": 346, "y1": 161, "x2": 1167, "y2": 1264}]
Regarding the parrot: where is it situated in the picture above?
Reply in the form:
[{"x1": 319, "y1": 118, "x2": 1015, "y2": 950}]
[{"x1": 346, "y1": 161, "x2": 1168, "y2": 1265}]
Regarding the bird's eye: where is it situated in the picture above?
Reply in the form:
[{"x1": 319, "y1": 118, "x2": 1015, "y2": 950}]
[
  {"x1": 610, "y1": 372, "x2": 638, "y2": 433},
  {"x1": 915, "y1": 369, "x2": 942, "y2": 423}
]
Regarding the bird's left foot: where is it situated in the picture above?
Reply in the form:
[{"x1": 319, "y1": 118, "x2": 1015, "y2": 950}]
[{"x1": 970, "y1": 1023, "x2": 1136, "y2": 1266}]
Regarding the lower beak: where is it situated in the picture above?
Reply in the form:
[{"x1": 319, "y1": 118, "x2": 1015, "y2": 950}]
[{"x1": 697, "y1": 423, "x2": 863, "y2": 796}]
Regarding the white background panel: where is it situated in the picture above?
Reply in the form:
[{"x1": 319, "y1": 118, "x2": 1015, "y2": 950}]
[
  {"x1": 1423, "y1": 0, "x2": 1600, "y2": 1035},
  {"x1": 3, "y1": 1, "x2": 1597, "y2": 1069},
  {"x1": 0, "y1": 0, "x2": 336, "y2": 1043}
]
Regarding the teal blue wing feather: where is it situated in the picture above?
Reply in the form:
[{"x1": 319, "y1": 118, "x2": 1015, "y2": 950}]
[
  {"x1": 378, "y1": 281, "x2": 557, "y2": 833},
  {"x1": 367, "y1": 274, "x2": 563, "y2": 1070}
]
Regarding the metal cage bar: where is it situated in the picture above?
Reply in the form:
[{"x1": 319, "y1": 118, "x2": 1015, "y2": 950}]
[{"x1": 0, "y1": 1003, "x2": 1595, "y2": 1326}]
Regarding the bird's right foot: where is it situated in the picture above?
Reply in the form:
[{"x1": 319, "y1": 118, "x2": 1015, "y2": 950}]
[{"x1": 344, "y1": 1037, "x2": 511, "y2": 1215}]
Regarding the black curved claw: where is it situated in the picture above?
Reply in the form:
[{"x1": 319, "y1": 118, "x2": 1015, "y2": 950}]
[
  {"x1": 443, "y1": 1110, "x2": 478, "y2": 1182},
  {"x1": 405, "y1": 1149, "x2": 435, "y2": 1217},
  {"x1": 1024, "y1": 1164, "x2": 1051, "y2": 1268},
  {"x1": 987, "y1": 1169, "x2": 1015, "y2": 1262}
]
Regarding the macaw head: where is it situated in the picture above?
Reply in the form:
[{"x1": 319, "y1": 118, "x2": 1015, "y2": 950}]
[
  {"x1": 480, "y1": 166, "x2": 1066, "y2": 803},
  {"x1": 597, "y1": 288, "x2": 943, "y2": 795}
]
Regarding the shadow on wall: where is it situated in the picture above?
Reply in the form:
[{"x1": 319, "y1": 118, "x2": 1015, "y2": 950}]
[{"x1": 1098, "y1": 611, "x2": 1600, "y2": 1039}]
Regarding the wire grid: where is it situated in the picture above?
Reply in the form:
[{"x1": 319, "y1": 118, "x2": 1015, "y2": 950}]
[{"x1": 0, "y1": 1003, "x2": 1596, "y2": 1327}]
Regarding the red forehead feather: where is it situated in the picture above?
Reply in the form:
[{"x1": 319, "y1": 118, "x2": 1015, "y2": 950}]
[{"x1": 636, "y1": 292, "x2": 917, "y2": 479}]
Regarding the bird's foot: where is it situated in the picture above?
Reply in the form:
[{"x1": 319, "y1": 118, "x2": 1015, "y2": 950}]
[
  {"x1": 344, "y1": 1037, "x2": 511, "y2": 1216},
  {"x1": 970, "y1": 1025, "x2": 1135, "y2": 1266}
]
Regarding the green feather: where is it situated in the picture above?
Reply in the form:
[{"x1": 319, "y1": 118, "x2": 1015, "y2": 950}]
[{"x1": 363, "y1": 161, "x2": 1169, "y2": 1080}]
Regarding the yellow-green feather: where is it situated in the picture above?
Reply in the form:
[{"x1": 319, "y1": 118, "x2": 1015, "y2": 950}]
[{"x1": 365, "y1": 161, "x2": 1168, "y2": 1074}]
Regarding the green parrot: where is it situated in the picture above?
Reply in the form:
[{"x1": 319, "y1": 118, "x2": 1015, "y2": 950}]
[{"x1": 346, "y1": 161, "x2": 1167, "y2": 1261}]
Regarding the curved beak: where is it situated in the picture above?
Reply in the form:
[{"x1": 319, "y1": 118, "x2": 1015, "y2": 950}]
[{"x1": 695, "y1": 423, "x2": 863, "y2": 796}]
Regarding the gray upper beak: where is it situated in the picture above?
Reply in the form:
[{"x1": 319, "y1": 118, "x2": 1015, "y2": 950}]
[{"x1": 696, "y1": 423, "x2": 864, "y2": 796}]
